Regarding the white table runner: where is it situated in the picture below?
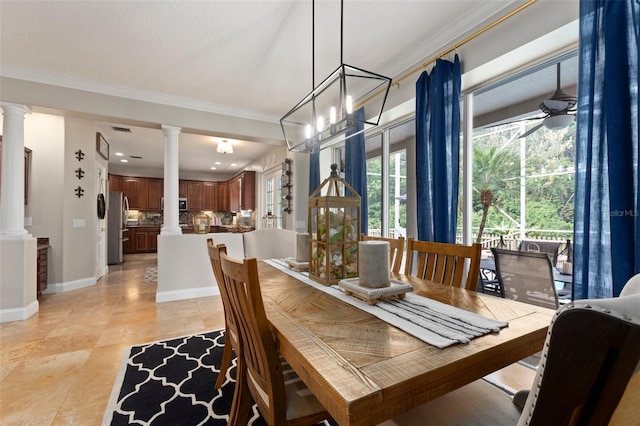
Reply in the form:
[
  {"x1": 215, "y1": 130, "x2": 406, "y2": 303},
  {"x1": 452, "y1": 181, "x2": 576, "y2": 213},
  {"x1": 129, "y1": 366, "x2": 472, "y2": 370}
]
[{"x1": 265, "y1": 259, "x2": 508, "y2": 348}]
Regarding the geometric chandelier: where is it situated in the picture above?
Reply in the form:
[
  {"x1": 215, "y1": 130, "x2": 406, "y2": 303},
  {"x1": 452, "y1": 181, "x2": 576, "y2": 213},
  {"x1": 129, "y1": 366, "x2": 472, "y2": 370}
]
[{"x1": 280, "y1": 0, "x2": 392, "y2": 153}]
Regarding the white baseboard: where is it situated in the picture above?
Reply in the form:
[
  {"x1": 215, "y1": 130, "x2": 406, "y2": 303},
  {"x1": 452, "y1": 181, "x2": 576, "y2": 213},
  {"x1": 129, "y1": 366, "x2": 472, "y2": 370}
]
[
  {"x1": 42, "y1": 277, "x2": 96, "y2": 294},
  {"x1": 0, "y1": 300, "x2": 39, "y2": 323},
  {"x1": 156, "y1": 286, "x2": 220, "y2": 303}
]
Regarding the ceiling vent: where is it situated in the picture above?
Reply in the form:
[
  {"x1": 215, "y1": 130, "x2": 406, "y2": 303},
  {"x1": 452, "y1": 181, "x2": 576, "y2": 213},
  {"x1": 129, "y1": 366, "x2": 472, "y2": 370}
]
[
  {"x1": 112, "y1": 126, "x2": 132, "y2": 133},
  {"x1": 129, "y1": 155, "x2": 143, "y2": 159}
]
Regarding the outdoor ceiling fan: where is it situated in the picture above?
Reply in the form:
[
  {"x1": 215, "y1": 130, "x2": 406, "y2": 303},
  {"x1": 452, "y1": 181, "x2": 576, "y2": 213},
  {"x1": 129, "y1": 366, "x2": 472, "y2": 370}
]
[{"x1": 518, "y1": 62, "x2": 577, "y2": 138}]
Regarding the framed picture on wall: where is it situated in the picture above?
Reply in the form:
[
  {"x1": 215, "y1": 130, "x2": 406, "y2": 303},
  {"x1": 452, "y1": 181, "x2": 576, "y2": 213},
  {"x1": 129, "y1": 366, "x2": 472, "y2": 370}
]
[{"x1": 96, "y1": 132, "x2": 109, "y2": 160}]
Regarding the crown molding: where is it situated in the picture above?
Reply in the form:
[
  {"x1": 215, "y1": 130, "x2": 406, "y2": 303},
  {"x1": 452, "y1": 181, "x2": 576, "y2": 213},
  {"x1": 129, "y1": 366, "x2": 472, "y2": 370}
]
[{"x1": 0, "y1": 65, "x2": 281, "y2": 124}]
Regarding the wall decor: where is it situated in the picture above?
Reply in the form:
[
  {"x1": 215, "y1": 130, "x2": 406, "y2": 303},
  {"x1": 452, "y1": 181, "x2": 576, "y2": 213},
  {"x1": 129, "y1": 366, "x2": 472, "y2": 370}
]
[
  {"x1": 96, "y1": 132, "x2": 109, "y2": 160},
  {"x1": 75, "y1": 149, "x2": 85, "y2": 161},
  {"x1": 75, "y1": 186, "x2": 85, "y2": 198},
  {"x1": 282, "y1": 158, "x2": 293, "y2": 214},
  {"x1": 75, "y1": 168, "x2": 85, "y2": 179}
]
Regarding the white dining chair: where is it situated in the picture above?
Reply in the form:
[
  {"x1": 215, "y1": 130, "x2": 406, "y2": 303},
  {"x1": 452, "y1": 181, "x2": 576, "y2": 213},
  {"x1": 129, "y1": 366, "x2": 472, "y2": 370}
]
[
  {"x1": 242, "y1": 228, "x2": 296, "y2": 260},
  {"x1": 380, "y1": 292, "x2": 640, "y2": 426}
]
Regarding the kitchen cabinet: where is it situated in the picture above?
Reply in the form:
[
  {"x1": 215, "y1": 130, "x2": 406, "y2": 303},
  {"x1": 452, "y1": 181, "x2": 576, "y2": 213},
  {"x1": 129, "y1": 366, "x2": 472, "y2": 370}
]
[
  {"x1": 218, "y1": 182, "x2": 229, "y2": 212},
  {"x1": 124, "y1": 227, "x2": 160, "y2": 253},
  {"x1": 123, "y1": 177, "x2": 148, "y2": 210},
  {"x1": 202, "y1": 181, "x2": 220, "y2": 210},
  {"x1": 108, "y1": 174, "x2": 123, "y2": 193},
  {"x1": 229, "y1": 171, "x2": 255, "y2": 211},
  {"x1": 109, "y1": 173, "x2": 253, "y2": 212},
  {"x1": 179, "y1": 180, "x2": 188, "y2": 198},
  {"x1": 147, "y1": 178, "x2": 163, "y2": 210},
  {"x1": 187, "y1": 181, "x2": 203, "y2": 211}
]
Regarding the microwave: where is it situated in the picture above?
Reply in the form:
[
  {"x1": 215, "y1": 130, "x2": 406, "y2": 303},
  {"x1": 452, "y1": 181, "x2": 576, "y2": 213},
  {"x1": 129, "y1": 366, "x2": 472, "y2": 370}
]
[{"x1": 161, "y1": 197, "x2": 188, "y2": 211}]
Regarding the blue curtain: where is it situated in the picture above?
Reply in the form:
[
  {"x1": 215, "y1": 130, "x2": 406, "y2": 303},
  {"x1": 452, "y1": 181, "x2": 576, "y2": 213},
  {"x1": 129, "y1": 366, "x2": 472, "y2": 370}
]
[
  {"x1": 345, "y1": 108, "x2": 368, "y2": 234},
  {"x1": 309, "y1": 150, "x2": 320, "y2": 195},
  {"x1": 574, "y1": 0, "x2": 639, "y2": 299},
  {"x1": 415, "y1": 55, "x2": 461, "y2": 243}
]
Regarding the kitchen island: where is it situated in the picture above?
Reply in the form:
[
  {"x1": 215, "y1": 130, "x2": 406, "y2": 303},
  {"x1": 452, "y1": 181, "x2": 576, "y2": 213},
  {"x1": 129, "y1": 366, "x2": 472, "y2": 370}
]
[{"x1": 156, "y1": 232, "x2": 245, "y2": 303}]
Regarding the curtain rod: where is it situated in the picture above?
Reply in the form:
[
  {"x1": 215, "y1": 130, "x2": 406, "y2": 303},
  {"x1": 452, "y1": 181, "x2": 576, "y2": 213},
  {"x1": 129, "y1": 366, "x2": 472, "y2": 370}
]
[
  {"x1": 393, "y1": 0, "x2": 538, "y2": 87},
  {"x1": 358, "y1": 0, "x2": 538, "y2": 110}
]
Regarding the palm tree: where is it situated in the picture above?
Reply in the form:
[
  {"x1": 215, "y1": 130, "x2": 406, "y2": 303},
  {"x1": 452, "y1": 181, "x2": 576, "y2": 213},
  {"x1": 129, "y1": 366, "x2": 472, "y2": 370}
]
[{"x1": 473, "y1": 145, "x2": 516, "y2": 243}]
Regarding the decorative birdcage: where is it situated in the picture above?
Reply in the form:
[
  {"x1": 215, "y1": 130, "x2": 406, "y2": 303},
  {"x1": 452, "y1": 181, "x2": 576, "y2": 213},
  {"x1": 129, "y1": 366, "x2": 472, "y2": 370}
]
[{"x1": 308, "y1": 164, "x2": 361, "y2": 285}]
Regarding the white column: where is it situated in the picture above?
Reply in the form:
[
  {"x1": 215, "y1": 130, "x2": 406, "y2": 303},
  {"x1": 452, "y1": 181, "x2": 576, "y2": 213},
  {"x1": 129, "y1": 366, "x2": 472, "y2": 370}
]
[
  {"x1": 161, "y1": 125, "x2": 182, "y2": 235},
  {"x1": 0, "y1": 103, "x2": 32, "y2": 240}
]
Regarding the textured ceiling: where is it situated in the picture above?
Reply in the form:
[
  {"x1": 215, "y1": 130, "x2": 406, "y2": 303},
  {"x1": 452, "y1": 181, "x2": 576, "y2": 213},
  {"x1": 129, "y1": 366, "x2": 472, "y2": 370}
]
[{"x1": 0, "y1": 1, "x2": 576, "y2": 175}]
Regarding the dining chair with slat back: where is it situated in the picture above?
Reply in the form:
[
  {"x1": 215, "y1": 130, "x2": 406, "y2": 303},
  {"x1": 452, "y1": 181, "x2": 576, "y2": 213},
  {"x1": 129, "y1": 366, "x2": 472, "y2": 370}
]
[
  {"x1": 218, "y1": 251, "x2": 330, "y2": 426},
  {"x1": 404, "y1": 238, "x2": 482, "y2": 291},
  {"x1": 491, "y1": 247, "x2": 559, "y2": 309},
  {"x1": 361, "y1": 234, "x2": 405, "y2": 274},
  {"x1": 206, "y1": 239, "x2": 239, "y2": 389}
]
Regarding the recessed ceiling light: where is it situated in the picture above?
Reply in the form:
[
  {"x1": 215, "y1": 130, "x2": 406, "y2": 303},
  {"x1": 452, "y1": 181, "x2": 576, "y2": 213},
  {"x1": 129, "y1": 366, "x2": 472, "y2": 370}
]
[
  {"x1": 120, "y1": 159, "x2": 128, "y2": 163},
  {"x1": 231, "y1": 163, "x2": 237, "y2": 167},
  {"x1": 210, "y1": 166, "x2": 217, "y2": 170},
  {"x1": 215, "y1": 161, "x2": 221, "y2": 165},
  {"x1": 115, "y1": 152, "x2": 124, "y2": 156}
]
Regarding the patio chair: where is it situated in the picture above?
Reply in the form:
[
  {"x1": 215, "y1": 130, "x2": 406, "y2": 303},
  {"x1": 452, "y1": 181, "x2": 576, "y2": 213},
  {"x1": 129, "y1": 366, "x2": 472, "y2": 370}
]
[
  {"x1": 361, "y1": 234, "x2": 405, "y2": 274},
  {"x1": 218, "y1": 251, "x2": 330, "y2": 426},
  {"x1": 404, "y1": 239, "x2": 482, "y2": 291},
  {"x1": 491, "y1": 248, "x2": 559, "y2": 309},
  {"x1": 518, "y1": 239, "x2": 562, "y2": 267},
  {"x1": 383, "y1": 292, "x2": 640, "y2": 426},
  {"x1": 206, "y1": 239, "x2": 239, "y2": 389}
]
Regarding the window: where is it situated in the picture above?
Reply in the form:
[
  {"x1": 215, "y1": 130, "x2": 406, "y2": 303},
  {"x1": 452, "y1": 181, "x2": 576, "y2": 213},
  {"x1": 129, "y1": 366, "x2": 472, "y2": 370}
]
[
  {"x1": 463, "y1": 53, "x2": 577, "y2": 247},
  {"x1": 363, "y1": 119, "x2": 411, "y2": 238},
  {"x1": 262, "y1": 168, "x2": 283, "y2": 228}
]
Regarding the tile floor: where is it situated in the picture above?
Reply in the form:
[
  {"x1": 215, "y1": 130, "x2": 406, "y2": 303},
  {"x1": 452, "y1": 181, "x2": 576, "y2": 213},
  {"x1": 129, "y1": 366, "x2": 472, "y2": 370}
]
[
  {"x1": 0, "y1": 253, "x2": 534, "y2": 425},
  {"x1": 0, "y1": 253, "x2": 226, "y2": 425}
]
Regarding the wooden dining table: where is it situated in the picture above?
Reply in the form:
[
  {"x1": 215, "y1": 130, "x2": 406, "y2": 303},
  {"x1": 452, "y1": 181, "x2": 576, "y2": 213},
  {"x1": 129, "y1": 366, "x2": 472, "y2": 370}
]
[{"x1": 257, "y1": 261, "x2": 555, "y2": 426}]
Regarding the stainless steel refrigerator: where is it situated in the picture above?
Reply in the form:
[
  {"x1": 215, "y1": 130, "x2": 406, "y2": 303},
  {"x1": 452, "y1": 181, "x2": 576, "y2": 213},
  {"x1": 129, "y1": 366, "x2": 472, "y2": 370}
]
[{"x1": 108, "y1": 191, "x2": 129, "y2": 264}]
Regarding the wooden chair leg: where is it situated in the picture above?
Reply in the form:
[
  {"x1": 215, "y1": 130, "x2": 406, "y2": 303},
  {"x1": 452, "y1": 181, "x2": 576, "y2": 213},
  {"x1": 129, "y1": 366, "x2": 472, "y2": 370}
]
[
  {"x1": 229, "y1": 354, "x2": 252, "y2": 426},
  {"x1": 215, "y1": 326, "x2": 233, "y2": 389}
]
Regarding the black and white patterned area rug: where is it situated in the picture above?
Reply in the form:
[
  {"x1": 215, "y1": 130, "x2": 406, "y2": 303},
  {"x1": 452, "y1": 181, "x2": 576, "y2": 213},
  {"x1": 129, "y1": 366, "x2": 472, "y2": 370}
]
[{"x1": 103, "y1": 330, "x2": 337, "y2": 425}]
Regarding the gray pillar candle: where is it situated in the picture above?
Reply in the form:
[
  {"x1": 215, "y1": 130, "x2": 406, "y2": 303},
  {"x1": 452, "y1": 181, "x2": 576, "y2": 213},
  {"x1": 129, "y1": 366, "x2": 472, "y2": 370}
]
[
  {"x1": 358, "y1": 241, "x2": 390, "y2": 288},
  {"x1": 296, "y1": 233, "x2": 310, "y2": 262}
]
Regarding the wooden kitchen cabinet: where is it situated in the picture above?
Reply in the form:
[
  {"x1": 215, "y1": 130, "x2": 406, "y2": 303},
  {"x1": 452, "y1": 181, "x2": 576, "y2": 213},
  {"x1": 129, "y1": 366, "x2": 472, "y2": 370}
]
[
  {"x1": 187, "y1": 181, "x2": 203, "y2": 211},
  {"x1": 147, "y1": 178, "x2": 163, "y2": 210},
  {"x1": 229, "y1": 171, "x2": 255, "y2": 211},
  {"x1": 124, "y1": 227, "x2": 160, "y2": 253},
  {"x1": 108, "y1": 174, "x2": 123, "y2": 192},
  {"x1": 218, "y1": 182, "x2": 229, "y2": 212},
  {"x1": 202, "y1": 181, "x2": 219, "y2": 210},
  {"x1": 179, "y1": 180, "x2": 188, "y2": 198},
  {"x1": 229, "y1": 177, "x2": 240, "y2": 212},
  {"x1": 123, "y1": 177, "x2": 148, "y2": 210}
]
